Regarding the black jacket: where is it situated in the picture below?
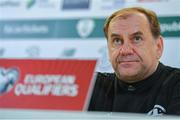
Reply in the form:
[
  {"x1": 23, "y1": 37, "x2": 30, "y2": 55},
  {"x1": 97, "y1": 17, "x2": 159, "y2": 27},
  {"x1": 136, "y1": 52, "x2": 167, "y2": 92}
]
[{"x1": 88, "y1": 63, "x2": 180, "y2": 115}]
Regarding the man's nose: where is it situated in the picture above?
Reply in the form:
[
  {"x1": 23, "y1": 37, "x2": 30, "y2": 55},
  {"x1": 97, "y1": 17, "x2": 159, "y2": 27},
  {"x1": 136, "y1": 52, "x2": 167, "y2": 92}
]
[{"x1": 119, "y1": 43, "x2": 134, "y2": 56}]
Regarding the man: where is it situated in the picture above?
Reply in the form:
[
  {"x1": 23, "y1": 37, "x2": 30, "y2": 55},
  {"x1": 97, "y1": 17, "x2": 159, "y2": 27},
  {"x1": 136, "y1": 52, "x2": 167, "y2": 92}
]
[{"x1": 88, "y1": 7, "x2": 180, "y2": 116}]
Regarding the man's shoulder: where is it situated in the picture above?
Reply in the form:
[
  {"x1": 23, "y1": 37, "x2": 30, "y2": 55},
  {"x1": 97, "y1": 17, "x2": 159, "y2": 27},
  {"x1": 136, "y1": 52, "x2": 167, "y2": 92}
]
[
  {"x1": 92, "y1": 72, "x2": 116, "y2": 94},
  {"x1": 88, "y1": 72, "x2": 115, "y2": 111},
  {"x1": 159, "y1": 63, "x2": 180, "y2": 89},
  {"x1": 96, "y1": 72, "x2": 115, "y2": 79},
  {"x1": 162, "y1": 64, "x2": 180, "y2": 79},
  {"x1": 158, "y1": 64, "x2": 180, "y2": 114},
  {"x1": 95, "y1": 72, "x2": 115, "y2": 85}
]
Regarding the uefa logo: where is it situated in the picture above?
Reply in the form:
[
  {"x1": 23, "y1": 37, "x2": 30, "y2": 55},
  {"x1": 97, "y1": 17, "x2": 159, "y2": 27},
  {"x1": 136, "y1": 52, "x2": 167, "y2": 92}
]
[{"x1": 0, "y1": 67, "x2": 19, "y2": 95}]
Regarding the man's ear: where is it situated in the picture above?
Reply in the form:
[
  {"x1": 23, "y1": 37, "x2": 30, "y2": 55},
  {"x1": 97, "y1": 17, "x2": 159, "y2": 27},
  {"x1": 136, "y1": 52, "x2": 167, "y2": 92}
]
[{"x1": 156, "y1": 36, "x2": 164, "y2": 59}]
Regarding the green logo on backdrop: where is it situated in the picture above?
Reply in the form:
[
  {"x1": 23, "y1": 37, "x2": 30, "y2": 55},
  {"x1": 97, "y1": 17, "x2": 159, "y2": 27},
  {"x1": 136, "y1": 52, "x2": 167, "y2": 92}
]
[{"x1": 26, "y1": 0, "x2": 36, "y2": 9}]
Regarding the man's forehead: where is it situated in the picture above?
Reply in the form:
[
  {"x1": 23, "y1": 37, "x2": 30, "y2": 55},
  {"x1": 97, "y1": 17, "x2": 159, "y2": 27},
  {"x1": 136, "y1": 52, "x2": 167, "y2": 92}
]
[
  {"x1": 112, "y1": 11, "x2": 147, "y2": 21},
  {"x1": 108, "y1": 13, "x2": 149, "y2": 35},
  {"x1": 111, "y1": 13, "x2": 148, "y2": 25}
]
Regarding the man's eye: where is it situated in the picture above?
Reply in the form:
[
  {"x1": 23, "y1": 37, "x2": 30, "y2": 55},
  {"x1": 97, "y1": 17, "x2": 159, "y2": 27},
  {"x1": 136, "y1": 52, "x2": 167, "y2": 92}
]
[
  {"x1": 133, "y1": 36, "x2": 142, "y2": 43},
  {"x1": 113, "y1": 38, "x2": 122, "y2": 46}
]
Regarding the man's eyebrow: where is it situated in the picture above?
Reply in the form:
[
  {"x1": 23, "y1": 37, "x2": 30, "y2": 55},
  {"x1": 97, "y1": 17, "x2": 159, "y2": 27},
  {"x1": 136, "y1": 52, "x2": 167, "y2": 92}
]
[
  {"x1": 130, "y1": 31, "x2": 143, "y2": 36},
  {"x1": 109, "y1": 32, "x2": 143, "y2": 38},
  {"x1": 110, "y1": 33, "x2": 120, "y2": 37}
]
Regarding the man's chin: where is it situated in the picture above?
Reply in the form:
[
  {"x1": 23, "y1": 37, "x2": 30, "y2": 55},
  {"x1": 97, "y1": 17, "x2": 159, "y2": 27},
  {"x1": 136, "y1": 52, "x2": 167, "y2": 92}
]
[
  {"x1": 115, "y1": 68, "x2": 140, "y2": 80},
  {"x1": 116, "y1": 73, "x2": 140, "y2": 82}
]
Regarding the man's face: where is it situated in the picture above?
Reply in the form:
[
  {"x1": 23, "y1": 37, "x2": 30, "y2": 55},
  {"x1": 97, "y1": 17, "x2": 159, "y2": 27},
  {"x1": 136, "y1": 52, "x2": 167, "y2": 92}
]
[{"x1": 108, "y1": 13, "x2": 163, "y2": 83}]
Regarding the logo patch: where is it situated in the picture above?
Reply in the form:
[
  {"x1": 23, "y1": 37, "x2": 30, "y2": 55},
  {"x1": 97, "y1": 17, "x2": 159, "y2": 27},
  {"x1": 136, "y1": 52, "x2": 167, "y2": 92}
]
[
  {"x1": 148, "y1": 105, "x2": 166, "y2": 116},
  {"x1": 0, "y1": 67, "x2": 19, "y2": 95}
]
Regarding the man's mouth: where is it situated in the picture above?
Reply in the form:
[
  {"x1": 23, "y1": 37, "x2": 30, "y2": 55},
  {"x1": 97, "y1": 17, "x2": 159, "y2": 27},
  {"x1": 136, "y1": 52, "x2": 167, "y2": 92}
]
[
  {"x1": 118, "y1": 60, "x2": 139, "y2": 64},
  {"x1": 117, "y1": 55, "x2": 140, "y2": 64},
  {"x1": 118, "y1": 61, "x2": 139, "y2": 68}
]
